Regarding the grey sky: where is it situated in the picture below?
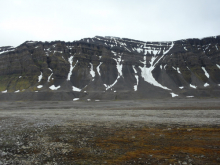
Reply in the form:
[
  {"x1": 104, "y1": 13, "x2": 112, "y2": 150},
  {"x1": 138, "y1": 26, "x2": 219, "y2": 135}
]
[{"x1": 1, "y1": 0, "x2": 220, "y2": 47}]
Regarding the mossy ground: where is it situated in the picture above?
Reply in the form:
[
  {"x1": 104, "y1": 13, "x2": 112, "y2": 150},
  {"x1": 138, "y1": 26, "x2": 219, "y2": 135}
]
[{"x1": 1, "y1": 122, "x2": 220, "y2": 164}]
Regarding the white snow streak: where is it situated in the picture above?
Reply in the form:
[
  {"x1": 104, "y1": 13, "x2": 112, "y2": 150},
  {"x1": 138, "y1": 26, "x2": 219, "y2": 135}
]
[
  {"x1": 14, "y1": 90, "x2": 20, "y2": 93},
  {"x1": 67, "y1": 56, "x2": 74, "y2": 81},
  {"x1": 90, "y1": 63, "x2": 95, "y2": 78},
  {"x1": 204, "y1": 83, "x2": 209, "y2": 87},
  {"x1": 139, "y1": 42, "x2": 174, "y2": 90},
  {"x1": 38, "y1": 72, "x2": 43, "y2": 82},
  {"x1": 73, "y1": 98, "x2": 79, "y2": 101},
  {"x1": 187, "y1": 96, "x2": 194, "y2": 98},
  {"x1": 170, "y1": 93, "x2": 178, "y2": 97},
  {"x1": 216, "y1": 64, "x2": 220, "y2": 69},
  {"x1": 201, "y1": 67, "x2": 210, "y2": 78},
  {"x1": 72, "y1": 86, "x2": 81, "y2": 92},
  {"x1": 179, "y1": 86, "x2": 184, "y2": 89},
  {"x1": 164, "y1": 64, "x2": 167, "y2": 70},
  {"x1": 190, "y1": 84, "x2": 197, "y2": 89},
  {"x1": 97, "y1": 62, "x2": 103, "y2": 76},
  {"x1": 49, "y1": 85, "x2": 60, "y2": 90},
  {"x1": 132, "y1": 65, "x2": 139, "y2": 91},
  {"x1": 1, "y1": 90, "x2": 7, "y2": 93},
  {"x1": 48, "y1": 68, "x2": 53, "y2": 82},
  {"x1": 37, "y1": 85, "x2": 43, "y2": 89},
  {"x1": 104, "y1": 55, "x2": 123, "y2": 90},
  {"x1": 177, "y1": 67, "x2": 181, "y2": 74}
]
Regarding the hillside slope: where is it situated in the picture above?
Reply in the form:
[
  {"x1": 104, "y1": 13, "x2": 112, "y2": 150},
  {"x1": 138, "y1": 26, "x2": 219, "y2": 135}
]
[{"x1": 0, "y1": 35, "x2": 220, "y2": 101}]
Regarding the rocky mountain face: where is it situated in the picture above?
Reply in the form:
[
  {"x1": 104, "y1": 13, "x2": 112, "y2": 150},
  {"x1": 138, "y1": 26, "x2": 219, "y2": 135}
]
[{"x1": 0, "y1": 35, "x2": 220, "y2": 101}]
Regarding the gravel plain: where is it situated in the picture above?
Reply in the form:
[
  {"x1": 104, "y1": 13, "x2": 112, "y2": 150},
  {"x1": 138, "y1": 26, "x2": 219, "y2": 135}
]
[{"x1": 0, "y1": 99, "x2": 220, "y2": 164}]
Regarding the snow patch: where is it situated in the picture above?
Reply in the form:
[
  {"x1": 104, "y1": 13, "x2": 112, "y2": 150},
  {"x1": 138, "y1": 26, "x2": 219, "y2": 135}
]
[
  {"x1": 177, "y1": 67, "x2": 181, "y2": 74},
  {"x1": 73, "y1": 98, "x2": 79, "y2": 101},
  {"x1": 204, "y1": 83, "x2": 210, "y2": 87},
  {"x1": 97, "y1": 62, "x2": 103, "y2": 76},
  {"x1": 19, "y1": 76, "x2": 22, "y2": 78},
  {"x1": 87, "y1": 99, "x2": 91, "y2": 101},
  {"x1": 95, "y1": 100, "x2": 100, "y2": 102},
  {"x1": 186, "y1": 96, "x2": 194, "y2": 98},
  {"x1": 1, "y1": 90, "x2": 7, "y2": 93},
  {"x1": 15, "y1": 90, "x2": 20, "y2": 93},
  {"x1": 190, "y1": 84, "x2": 197, "y2": 89},
  {"x1": 49, "y1": 85, "x2": 60, "y2": 90},
  {"x1": 216, "y1": 64, "x2": 220, "y2": 69},
  {"x1": 38, "y1": 72, "x2": 43, "y2": 82},
  {"x1": 104, "y1": 55, "x2": 123, "y2": 90},
  {"x1": 179, "y1": 86, "x2": 184, "y2": 89},
  {"x1": 72, "y1": 86, "x2": 81, "y2": 92},
  {"x1": 37, "y1": 85, "x2": 43, "y2": 89},
  {"x1": 170, "y1": 93, "x2": 178, "y2": 97},
  {"x1": 67, "y1": 56, "x2": 74, "y2": 81},
  {"x1": 48, "y1": 68, "x2": 53, "y2": 82},
  {"x1": 139, "y1": 42, "x2": 174, "y2": 90},
  {"x1": 164, "y1": 64, "x2": 167, "y2": 70},
  {"x1": 132, "y1": 65, "x2": 139, "y2": 91},
  {"x1": 90, "y1": 63, "x2": 95, "y2": 78},
  {"x1": 201, "y1": 67, "x2": 209, "y2": 78}
]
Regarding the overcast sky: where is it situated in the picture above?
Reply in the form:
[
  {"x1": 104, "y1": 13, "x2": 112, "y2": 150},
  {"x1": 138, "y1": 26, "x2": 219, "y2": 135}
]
[{"x1": 1, "y1": 0, "x2": 220, "y2": 47}]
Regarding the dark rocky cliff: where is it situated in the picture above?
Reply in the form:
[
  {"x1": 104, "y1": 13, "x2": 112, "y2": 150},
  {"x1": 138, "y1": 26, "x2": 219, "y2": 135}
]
[{"x1": 0, "y1": 35, "x2": 220, "y2": 101}]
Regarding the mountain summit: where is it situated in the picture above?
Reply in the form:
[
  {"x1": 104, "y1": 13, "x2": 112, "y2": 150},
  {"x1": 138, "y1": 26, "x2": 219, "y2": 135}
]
[{"x1": 0, "y1": 35, "x2": 220, "y2": 101}]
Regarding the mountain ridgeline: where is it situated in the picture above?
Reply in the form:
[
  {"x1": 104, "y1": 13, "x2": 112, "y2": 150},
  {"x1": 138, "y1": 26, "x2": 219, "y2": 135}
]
[{"x1": 0, "y1": 35, "x2": 220, "y2": 101}]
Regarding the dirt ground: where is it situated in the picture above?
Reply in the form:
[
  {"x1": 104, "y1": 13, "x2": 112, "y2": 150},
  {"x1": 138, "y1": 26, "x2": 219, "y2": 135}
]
[{"x1": 0, "y1": 99, "x2": 220, "y2": 164}]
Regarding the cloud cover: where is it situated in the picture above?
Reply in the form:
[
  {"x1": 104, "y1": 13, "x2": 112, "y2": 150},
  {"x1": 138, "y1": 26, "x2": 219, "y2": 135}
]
[{"x1": 0, "y1": 0, "x2": 220, "y2": 47}]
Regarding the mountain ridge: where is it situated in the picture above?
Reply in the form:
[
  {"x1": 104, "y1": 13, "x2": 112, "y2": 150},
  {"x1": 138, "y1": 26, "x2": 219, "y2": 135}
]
[{"x1": 0, "y1": 35, "x2": 220, "y2": 101}]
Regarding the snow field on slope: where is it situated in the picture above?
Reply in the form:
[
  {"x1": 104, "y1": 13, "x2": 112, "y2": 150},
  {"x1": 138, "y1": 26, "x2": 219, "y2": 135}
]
[
  {"x1": 104, "y1": 54, "x2": 123, "y2": 90},
  {"x1": 67, "y1": 56, "x2": 74, "y2": 81},
  {"x1": 96, "y1": 62, "x2": 103, "y2": 76},
  {"x1": 37, "y1": 85, "x2": 43, "y2": 89},
  {"x1": 132, "y1": 65, "x2": 139, "y2": 91},
  {"x1": 204, "y1": 83, "x2": 210, "y2": 87},
  {"x1": 89, "y1": 63, "x2": 95, "y2": 79},
  {"x1": 72, "y1": 86, "x2": 81, "y2": 92},
  {"x1": 49, "y1": 85, "x2": 60, "y2": 90},
  {"x1": 48, "y1": 68, "x2": 53, "y2": 82},
  {"x1": 190, "y1": 84, "x2": 197, "y2": 89},
  {"x1": 38, "y1": 72, "x2": 43, "y2": 82},
  {"x1": 201, "y1": 67, "x2": 210, "y2": 78},
  {"x1": 170, "y1": 93, "x2": 178, "y2": 97},
  {"x1": 139, "y1": 42, "x2": 174, "y2": 91}
]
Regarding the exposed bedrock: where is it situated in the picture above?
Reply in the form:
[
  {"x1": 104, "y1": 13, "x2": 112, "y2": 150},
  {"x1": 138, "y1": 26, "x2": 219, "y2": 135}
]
[{"x1": 0, "y1": 35, "x2": 220, "y2": 100}]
